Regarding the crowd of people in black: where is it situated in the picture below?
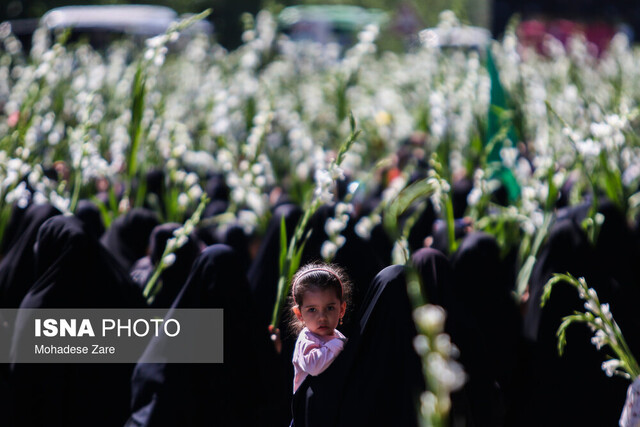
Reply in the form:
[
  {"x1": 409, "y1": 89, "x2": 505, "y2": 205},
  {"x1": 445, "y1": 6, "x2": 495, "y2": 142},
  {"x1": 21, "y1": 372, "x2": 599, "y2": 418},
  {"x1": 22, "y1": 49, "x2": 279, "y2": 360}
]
[{"x1": 0, "y1": 165, "x2": 639, "y2": 426}]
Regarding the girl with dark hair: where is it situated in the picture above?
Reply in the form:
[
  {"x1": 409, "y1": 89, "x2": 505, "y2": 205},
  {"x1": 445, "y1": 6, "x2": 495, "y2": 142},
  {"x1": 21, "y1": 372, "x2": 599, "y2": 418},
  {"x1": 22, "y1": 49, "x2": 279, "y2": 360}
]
[{"x1": 289, "y1": 263, "x2": 351, "y2": 394}]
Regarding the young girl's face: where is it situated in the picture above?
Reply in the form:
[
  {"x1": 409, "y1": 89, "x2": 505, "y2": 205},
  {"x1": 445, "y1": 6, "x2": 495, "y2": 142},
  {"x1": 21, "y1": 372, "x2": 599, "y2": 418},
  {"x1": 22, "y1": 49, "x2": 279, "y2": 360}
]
[{"x1": 294, "y1": 288, "x2": 346, "y2": 337}]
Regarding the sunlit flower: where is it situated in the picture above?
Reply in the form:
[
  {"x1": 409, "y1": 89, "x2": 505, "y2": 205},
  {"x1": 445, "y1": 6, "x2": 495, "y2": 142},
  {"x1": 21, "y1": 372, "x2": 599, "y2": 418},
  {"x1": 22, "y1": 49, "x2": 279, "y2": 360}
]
[{"x1": 414, "y1": 304, "x2": 446, "y2": 335}]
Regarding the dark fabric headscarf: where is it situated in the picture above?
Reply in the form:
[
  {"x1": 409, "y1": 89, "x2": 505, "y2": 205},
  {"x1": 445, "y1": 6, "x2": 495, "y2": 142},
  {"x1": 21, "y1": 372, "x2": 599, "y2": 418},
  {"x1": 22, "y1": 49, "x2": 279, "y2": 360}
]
[
  {"x1": 405, "y1": 200, "x2": 436, "y2": 253},
  {"x1": 411, "y1": 247, "x2": 452, "y2": 307},
  {"x1": 452, "y1": 177, "x2": 473, "y2": 219},
  {"x1": 74, "y1": 199, "x2": 105, "y2": 240},
  {"x1": 292, "y1": 264, "x2": 425, "y2": 426},
  {"x1": 127, "y1": 244, "x2": 287, "y2": 427},
  {"x1": 216, "y1": 224, "x2": 252, "y2": 272},
  {"x1": 7, "y1": 215, "x2": 146, "y2": 427},
  {"x1": 144, "y1": 169, "x2": 166, "y2": 216},
  {"x1": 100, "y1": 208, "x2": 160, "y2": 272},
  {"x1": 429, "y1": 218, "x2": 471, "y2": 256},
  {"x1": 0, "y1": 203, "x2": 28, "y2": 257},
  {"x1": 205, "y1": 173, "x2": 230, "y2": 203},
  {"x1": 130, "y1": 223, "x2": 202, "y2": 309}
]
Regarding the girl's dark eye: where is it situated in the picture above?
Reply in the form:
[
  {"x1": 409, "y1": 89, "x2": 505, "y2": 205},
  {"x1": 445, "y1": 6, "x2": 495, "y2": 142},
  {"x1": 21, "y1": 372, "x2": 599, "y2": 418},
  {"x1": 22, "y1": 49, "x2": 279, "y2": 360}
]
[
  {"x1": 328, "y1": 306, "x2": 335, "y2": 311},
  {"x1": 308, "y1": 308, "x2": 316, "y2": 313}
]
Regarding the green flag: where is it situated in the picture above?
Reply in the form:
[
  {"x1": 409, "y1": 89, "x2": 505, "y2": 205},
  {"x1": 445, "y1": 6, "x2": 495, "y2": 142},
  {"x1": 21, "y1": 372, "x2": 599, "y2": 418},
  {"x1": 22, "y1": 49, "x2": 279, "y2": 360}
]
[{"x1": 486, "y1": 46, "x2": 520, "y2": 202}]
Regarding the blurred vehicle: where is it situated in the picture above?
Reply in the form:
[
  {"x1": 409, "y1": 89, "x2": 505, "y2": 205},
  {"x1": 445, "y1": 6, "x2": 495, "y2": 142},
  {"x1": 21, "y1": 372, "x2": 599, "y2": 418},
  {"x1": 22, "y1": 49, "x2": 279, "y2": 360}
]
[
  {"x1": 516, "y1": 17, "x2": 628, "y2": 57},
  {"x1": 418, "y1": 25, "x2": 492, "y2": 51},
  {"x1": 278, "y1": 5, "x2": 388, "y2": 48},
  {"x1": 2, "y1": 4, "x2": 214, "y2": 52},
  {"x1": 492, "y1": 0, "x2": 638, "y2": 46}
]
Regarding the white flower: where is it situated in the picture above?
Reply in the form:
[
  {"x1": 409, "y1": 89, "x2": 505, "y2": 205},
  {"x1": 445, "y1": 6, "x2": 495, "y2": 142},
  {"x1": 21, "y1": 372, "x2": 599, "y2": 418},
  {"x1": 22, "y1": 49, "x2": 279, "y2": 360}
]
[
  {"x1": 166, "y1": 237, "x2": 178, "y2": 252},
  {"x1": 325, "y1": 217, "x2": 347, "y2": 236},
  {"x1": 314, "y1": 169, "x2": 332, "y2": 188},
  {"x1": 576, "y1": 139, "x2": 601, "y2": 158},
  {"x1": 600, "y1": 303, "x2": 613, "y2": 321},
  {"x1": 188, "y1": 185, "x2": 203, "y2": 201},
  {"x1": 184, "y1": 172, "x2": 199, "y2": 187},
  {"x1": 329, "y1": 164, "x2": 344, "y2": 181},
  {"x1": 355, "y1": 217, "x2": 373, "y2": 239},
  {"x1": 584, "y1": 299, "x2": 599, "y2": 314},
  {"x1": 391, "y1": 239, "x2": 409, "y2": 265},
  {"x1": 467, "y1": 187, "x2": 482, "y2": 207},
  {"x1": 162, "y1": 253, "x2": 176, "y2": 267},
  {"x1": 177, "y1": 193, "x2": 189, "y2": 208},
  {"x1": 146, "y1": 35, "x2": 165, "y2": 49},
  {"x1": 420, "y1": 391, "x2": 437, "y2": 416},
  {"x1": 314, "y1": 185, "x2": 334, "y2": 206},
  {"x1": 335, "y1": 202, "x2": 353, "y2": 216},
  {"x1": 591, "y1": 329, "x2": 607, "y2": 350},
  {"x1": 413, "y1": 304, "x2": 446, "y2": 334},
  {"x1": 427, "y1": 352, "x2": 466, "y2": 393},
  {"x1": 174, "y1": 234, "x2": 189, "y2": 249},
  {"x1": 413, "y1": 335, "x2": 430, "y2": 355},
  {"x1": 591, "y1": 122, "x2": 613, "y2": 139},
  {"x1": 602, "y1": 359, "x2": 621, "y2": 377},
  {"x1": 238, "y1": 210, "x2": 258, "y2": 235},
  {"x1": 321, "y1": 241, "x2": 338, "y2": 260},
  {"x1": 500, "y1": 147, "x2": 518, "y2": 168}
]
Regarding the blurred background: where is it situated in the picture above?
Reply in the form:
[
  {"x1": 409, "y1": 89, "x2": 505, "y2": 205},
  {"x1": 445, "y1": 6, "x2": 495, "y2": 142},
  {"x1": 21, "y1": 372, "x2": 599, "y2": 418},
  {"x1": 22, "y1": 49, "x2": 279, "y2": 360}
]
[{"x1": 2, "y1": 0, "x2": 640, "y2": 51}]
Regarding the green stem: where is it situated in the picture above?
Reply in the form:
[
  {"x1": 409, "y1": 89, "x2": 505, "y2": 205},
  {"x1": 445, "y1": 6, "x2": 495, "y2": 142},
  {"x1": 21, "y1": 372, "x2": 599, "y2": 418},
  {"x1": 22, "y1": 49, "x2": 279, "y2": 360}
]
[
  {"x1": 143, "y1": 259, "x2": 165, "y2": 300},
  {"x1": 610, "y1": 318, "x2": 640, "y2": 378},
  {"x1": 270, "y1": 199, "x2": 318, "y2": 328},
  {"x1": 444, "y1": 193, "x2": 457, "y2": 255},
  {"x1": 515, "y1": 212, "x2": 554, "y2": 298},
  {"x1": 69, "y1": 168, "x2": 83, "y2": 213}
]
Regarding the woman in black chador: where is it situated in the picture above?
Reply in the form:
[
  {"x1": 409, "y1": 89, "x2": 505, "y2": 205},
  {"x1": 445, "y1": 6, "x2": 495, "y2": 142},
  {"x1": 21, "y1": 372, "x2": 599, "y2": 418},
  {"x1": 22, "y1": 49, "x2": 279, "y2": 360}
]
[
  {"x1": 0, "y1": 203, "x2": 61, "y2": 418},
  {"x1": 8, "y1": 215, "x2": 146, "y2": 427},
  {"x1": 515, "y1": 217, "x2": 628, "y2": 426},
  {"x1": 412, "y1": 246, "x2": 491, "y2": 426},
  {"x1": 450, "y1": 232, "x2": 523, "y2": 426},
  {"x1": 127, "y1": 244, "x2": 286, "y2": 427},
  {"x1": 292, "y1": 264, "x2": 425, "y2": 426},
  {"x1": 0, "y1": 203, "x2": 61, "y2": 310},
  {"x1": 129, "y1": 222, "x2": 202, "y2": 309},
  {"x1": 100, "y1": 207, "x2": 160, "y2": 273}
]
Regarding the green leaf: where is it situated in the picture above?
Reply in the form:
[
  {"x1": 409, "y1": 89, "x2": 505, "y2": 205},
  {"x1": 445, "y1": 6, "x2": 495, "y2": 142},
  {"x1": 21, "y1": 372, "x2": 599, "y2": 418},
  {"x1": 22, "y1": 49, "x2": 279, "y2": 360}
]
[
  {"x1": 546, "y1": 168, "x2": 559, "y2": 211},
  {"x1": 126, "y1": 62, "x2": 147, "y2": 197},
  {"x1": 516, "y1": 255, "x2": 536, "y2": 297},
  {"x1": 91, "y1": 196, "x2": 112, "y2": 229},
  {"x1": 556, "y1": 312, "x2": 587, "y2": 356},
  {"x1": 516, "y1": 212, "x2": 553, "y2": 298},
  {"x1": 599, "y1": 151, "x2": 624, "y2": 210},
  {"x1": 349, "y1": 111, "x2": 356, "y2": 134},
  {"x1": 290, "y1": 244, "x2": 305, "y2": 280},
  {"x1": 386, "y1": 177, "x2": 436, "y2": 226},
  {"x1": 541, "y1": 273, "x2": 573, "y2": 307},
  {"x1": 279, "y1": 214, "x2": 287, "y2": 273}
]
